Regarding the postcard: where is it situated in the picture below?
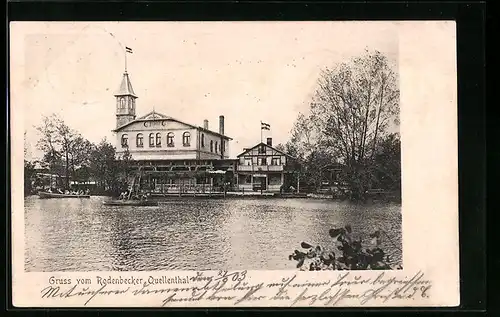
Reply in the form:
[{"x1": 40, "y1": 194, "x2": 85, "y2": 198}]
[{"x1": 10, "y1": 21, "x2": 458, "y2": 307}]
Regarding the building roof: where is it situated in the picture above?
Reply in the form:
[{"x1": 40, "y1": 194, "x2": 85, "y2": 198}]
[
  {"x1": 136, "y1": 110, "x2": 169, "y2": 120},
  {"x1": 113, "y1": 110, "x2": 232, "y2": 140},
  {"x1": 236, "y1": 142, "x2": 297, "y2": 159},
  {"x1": 114, "y1": 72, "x2": 137, "y2": 97}
]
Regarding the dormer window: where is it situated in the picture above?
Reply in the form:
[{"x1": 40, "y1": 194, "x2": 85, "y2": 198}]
[
  {"x1": 183, "y1": 132, "x2": 191, "y2": 147},
  {"x1": 149, "y1": 133, "x2": 155, "y2": 147},
  {"x1": 121, "y1": 134, "x2": 128, "y2": 148},
  {"x1": 167, "y1": 132, "x2": 175, "y2": 147}
]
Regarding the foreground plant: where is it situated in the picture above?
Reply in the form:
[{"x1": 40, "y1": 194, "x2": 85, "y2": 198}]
[{"x1": 289, "y1": 225, "x2": 402, "y2": 271}]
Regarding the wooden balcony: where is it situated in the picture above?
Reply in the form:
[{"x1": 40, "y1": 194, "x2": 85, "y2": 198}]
[{"x1": 237, "y1": 165, "x2": 284, "y2": 172}]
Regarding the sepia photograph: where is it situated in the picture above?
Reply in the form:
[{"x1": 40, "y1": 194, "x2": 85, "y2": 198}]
[
  {"x1": 21, "y1": 22, "x2": 401, "y2": 273},
  {"x1": 11, "y1": 21, "x2": 459, "y2": 307}
]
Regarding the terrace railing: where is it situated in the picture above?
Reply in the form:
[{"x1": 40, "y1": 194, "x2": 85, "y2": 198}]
[
  {"x1": 237, "y1": 165, "x2": 284, "y2": 172},
  {"x1": 151, "y1": 184, "x2": 224, "y2": 194}
]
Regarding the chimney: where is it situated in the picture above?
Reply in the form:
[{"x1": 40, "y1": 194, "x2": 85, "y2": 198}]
[
  {"x1": 267, "y1": 137, "x2": 273, "y2": 147},
  {"x1": 203, "y1": 119, "x2": 209, "y2": 130},
  {"x1": 219, "y1": 115, "x2": 225, "y2": 135}
]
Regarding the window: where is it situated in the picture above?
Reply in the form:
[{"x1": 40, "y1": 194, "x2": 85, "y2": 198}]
[
  {"x1": 215, "y1": 141, "x2": 218, "y2": 153},
  {"x1": 210, "y1": 140, "x2": 213, "y2": 152},
  {"x1": 136, "y1": 133, "x2": 143, "y2": 147},
  {"x1": 258, "y1": 145, "x2": 266, "y2": 154},
  {"x1": 244, "y1": 158, "x2": 252, "y2": 166},
  {"x1": 244, "y1": 175, "x2": 252, "y2": 184},
  {"x1": 258, "y1": 157, "x2": 267, "y2": 165},
  {"x1": 120, "y1": 97, "x2": 126, "y2": 109},
  {"x1": 121, "y1": 134, "x2": 128, "y2": 147},
  {"x1": 183, "y1": 132, "x2": 191, "y2": 147},
  {"x1": 167, "y1": 132, "x2": 175, "y2": 147},
  {"x1": 156, "y1": 133, "x2": 162, "y2": 147},
  {"x1": 271, "y1": 157, "x2": 281, "y2": 165},
  {"x1": 149, "y1": 133, "x2": 155, "y2": 147},
  {"x1": 201, "y1": 134, "x2": 205, "y2": 147}
]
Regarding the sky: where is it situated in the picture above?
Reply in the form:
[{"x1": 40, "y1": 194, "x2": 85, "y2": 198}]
[{"x1": 11, "y1": 21, "x2": 398, "y2": 160}]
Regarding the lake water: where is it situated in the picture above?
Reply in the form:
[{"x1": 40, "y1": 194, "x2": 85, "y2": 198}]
[{"x1": 24, "y1": 196, "x2": 402, "y2": 272}]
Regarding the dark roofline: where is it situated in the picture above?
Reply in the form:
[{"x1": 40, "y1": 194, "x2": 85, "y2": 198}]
[
  {"x1": 236, "y1": 142, "x2": 297, "y2": 159},
  {"x1": 114, "y1": 92, "x2": 138, "y2": 98},
  {"x1": 197, "y1": 127, "x2": 233, "y2": 140},
  {"x1": 113, "y1": 117, "x2": 232, "y2": 140}
]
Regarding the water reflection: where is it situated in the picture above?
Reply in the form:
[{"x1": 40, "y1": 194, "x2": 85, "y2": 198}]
[{"x1": 24, "y1": 196, "x2": 402, "y2": 272}]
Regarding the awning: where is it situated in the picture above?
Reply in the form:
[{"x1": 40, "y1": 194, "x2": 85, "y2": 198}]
[
  {"x1": 207, "y1": 170, "x2": 227, "y2": 174},
  {"x1": 70, "y1": 181, "x2": 96, "y2": 185}
]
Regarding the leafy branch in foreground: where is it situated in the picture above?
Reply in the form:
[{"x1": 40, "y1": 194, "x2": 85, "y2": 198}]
[{"x1": 289, "y1": 224, "x2": 402, "y2": 271}]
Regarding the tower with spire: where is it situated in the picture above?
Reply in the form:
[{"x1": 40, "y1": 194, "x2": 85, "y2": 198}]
[{"x1": 115, "y1": 71, "x2": 137, "y2": 128}]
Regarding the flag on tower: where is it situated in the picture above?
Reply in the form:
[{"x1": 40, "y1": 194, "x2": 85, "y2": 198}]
[
  {"x1": 125, "y1": 47, "x2": 133, "y2": 54},
  {"x1": 261, "y1": 122, "x2": 271, "y2": 130}
]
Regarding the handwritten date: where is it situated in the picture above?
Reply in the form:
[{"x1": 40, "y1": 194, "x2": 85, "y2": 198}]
[{"x1": 38, "y1": 270, "x2": 432, "y2": 307}]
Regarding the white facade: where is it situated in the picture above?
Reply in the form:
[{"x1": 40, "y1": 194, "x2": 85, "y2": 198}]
[
  {"x1": 112, "y1": 72, "x2": 231, "y2": 162},
  {"x1": 115, "y1": 112, "x2": 231, "y2": 161}
]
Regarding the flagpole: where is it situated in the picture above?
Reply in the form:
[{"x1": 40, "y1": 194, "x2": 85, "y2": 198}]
[
  {"x1": 260, "y1": 121, "x2": 263, "y2": 144},
  {"x1": 124, "y1": 47, "x2": 128, "y2": 73}
]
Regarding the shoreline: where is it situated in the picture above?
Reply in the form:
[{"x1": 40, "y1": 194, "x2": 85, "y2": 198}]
[{"x1": 26, "y1": 193, "x2": 401, "y2": 204}]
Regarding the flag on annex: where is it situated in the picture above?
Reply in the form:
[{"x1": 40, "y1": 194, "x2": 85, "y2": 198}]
[
  {"x1": 261, "y1": 122, "x2": 270, "y2": 130},
  {"x1": 125, "y1": 47, "x2": 133, "y2": 54}
]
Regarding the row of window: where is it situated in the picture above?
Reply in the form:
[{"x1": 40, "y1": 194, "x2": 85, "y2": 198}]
[
  {"x1": 240, "y1": 175, "x2": 282, "y2": 184},
  {"x1": 117, "y1": 97, "x2": 135, "y2": 110},
  {"x1": 200, "y1": 134, "x2": 224, "y2": 154},
  {"x1": 121, "y1": 132, "x2": 225, "y2": 154},
  {"x1": 121, "y1": 132, "x2": 191, "y2": 148},
  {"x1": 244, "y1": 157, "x2": 282, "y2": 166}
]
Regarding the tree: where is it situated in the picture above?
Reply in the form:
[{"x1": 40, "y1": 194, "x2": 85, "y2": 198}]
[
  {"x1": 116, "y1": 146, "x2": 135, "y2": 190},
  {"x1": 301, "y1": 150, "x2": 338, "y2": 190},
  {"x1": 24, "y1": 160, "x2": 35, "y2": 195},
  {"x1": 88, "y1": 138, "x2": 125, "y2": 194},
  {"x1": 289, "y1": 50, "x2": 400, "y2": 200},
  {"x1": 24, "y1": 131, "x2": 35, "y2": 195},
  {"x1": 36, "y1": 114, "x2": 61, "y2": 176},
  {"x1": 36, "y1": 114, "x2": 92, "y2": 189},
  {"x1": 372, "y1": 133, "x2": 401, "y2": 193},
  {"x1": 286, "y1": 113, "x2": 319, "y2": 161},
  {"x1": 69, "y1": 136, "x2": 93, "y2": 181}
]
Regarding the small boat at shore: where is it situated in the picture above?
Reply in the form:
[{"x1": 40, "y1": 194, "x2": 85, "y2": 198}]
[
  {"x1": 38, "y1": 191, "x2": 90, "y2": 199},
  {"x1": 102, "y1": 200, "x2": 158, "y2": 206}
]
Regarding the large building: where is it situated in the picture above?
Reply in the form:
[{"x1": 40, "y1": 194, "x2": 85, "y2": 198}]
[
  {"x1": 112, "y1": 71, "x2": 235, "y2": 194},
  {"x1": 111, "y1": 70, "x2": 300, "y2": 194},
  {"x1": 113, "y1": 71, "x2": 231, "y2": 162}
]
